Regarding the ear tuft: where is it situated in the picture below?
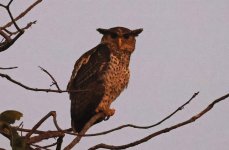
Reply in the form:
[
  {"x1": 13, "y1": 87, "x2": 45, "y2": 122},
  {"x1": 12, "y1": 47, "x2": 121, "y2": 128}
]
[
  {"x1": 97, "y1": 28, "x2": 109, "y2": 35},
  {"x1": 131, "y1": 28, "x2": 143, "y2": 36}
]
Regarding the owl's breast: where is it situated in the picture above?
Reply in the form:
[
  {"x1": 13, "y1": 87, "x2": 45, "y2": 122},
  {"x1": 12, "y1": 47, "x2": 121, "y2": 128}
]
[{"x1": 102, "y1": 54, "x2": 130, "y2": 101}]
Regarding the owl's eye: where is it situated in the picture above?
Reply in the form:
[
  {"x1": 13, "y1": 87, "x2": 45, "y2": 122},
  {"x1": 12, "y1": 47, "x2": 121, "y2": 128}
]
[
  {"x1": 110, "y1": 33, "x2": 118, "y2": 39},
  {"x1": 123, "y1": 34, "x2": 130, "y2": 39}
]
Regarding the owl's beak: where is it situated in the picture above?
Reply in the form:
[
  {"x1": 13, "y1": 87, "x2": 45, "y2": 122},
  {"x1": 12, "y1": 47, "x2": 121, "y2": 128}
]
[{"x1": 118, "y1": 38, "x2": 122, "y2": 49}]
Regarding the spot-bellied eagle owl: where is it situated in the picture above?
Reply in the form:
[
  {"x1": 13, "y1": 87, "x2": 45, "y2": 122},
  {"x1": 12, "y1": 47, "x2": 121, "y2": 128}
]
[{"x1": 67, "y1": 27, "x2": 143, "y2": 132}]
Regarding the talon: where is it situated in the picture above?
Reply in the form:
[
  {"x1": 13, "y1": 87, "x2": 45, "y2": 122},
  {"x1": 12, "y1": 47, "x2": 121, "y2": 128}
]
[
  {"x1": 95, "y1": 104, "x2": 115, "y2": 118},
  {"x1": 104, "y1": 116, "x2": 110, "y2": 121},
  {"x1": 104, "y1": 108, "x2": 115, "y2": 116}
]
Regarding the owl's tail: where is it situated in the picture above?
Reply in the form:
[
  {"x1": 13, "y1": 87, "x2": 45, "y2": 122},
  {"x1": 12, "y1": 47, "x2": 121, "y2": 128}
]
[
  {"x1": 71, "y1": 118, "x2": 86, "y2": 133},
  {"x1": 71, "y1": 115, "x2": 104, "y2": 133}
]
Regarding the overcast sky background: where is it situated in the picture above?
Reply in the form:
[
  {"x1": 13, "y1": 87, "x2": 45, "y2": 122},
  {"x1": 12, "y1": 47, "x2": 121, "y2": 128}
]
[{"x1": 1, "y1": 0, "x2": 229, "y2": 149}]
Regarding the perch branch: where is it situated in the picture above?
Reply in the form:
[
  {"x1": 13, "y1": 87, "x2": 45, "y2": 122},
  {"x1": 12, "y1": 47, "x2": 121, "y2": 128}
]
[
  {"x1": 64, "y1": 112, "x2": 105, "y2": 150},
  {"x1": 89, "y1": 92, "x2": 229, "y2": 150},
  {"x1": 84, "y1": 92, "x2": 199, "y2": 137}
]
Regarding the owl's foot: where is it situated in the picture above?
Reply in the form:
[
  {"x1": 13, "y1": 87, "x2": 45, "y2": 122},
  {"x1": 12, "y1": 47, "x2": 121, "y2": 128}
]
[{"x1": 95, "y1": 104, "x2": 115, "y2": 117}]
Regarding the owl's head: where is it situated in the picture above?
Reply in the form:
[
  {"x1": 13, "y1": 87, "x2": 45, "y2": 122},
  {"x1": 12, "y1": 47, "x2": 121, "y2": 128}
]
[{"x1": 97, "y1": 27, "x2": 143, "y2": 53}]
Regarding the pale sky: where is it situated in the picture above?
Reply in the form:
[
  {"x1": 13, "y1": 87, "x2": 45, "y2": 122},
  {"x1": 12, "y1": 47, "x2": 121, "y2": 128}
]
[{"x1": 1, "y1": 0, "x2": 229, "y2": 149}]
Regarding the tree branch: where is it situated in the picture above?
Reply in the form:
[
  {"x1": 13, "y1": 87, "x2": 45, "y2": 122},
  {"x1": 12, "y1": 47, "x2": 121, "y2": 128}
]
[
  {"x1": 39, "y1": 66, "x2": 61, "y2": 91},
  {"x1": 0, "y1": 0, "x2": 41, "y2": 52},
  {"x1": 0, "y1": 72, "x2": 88, "y2": 93},
  {"x1": 0, "y1": 66, "x2": 18, "y2": 70},
  {"x1": 89, "y1": 92, "x2": 229, "y2": 150},
  {"x1": 2, "y1": 0, "x2": 42, "y2": 29},
  {"x1": 28, "y1": 131, "x2": 64, "y2": 144},
  {"x1": 84, "y1": 92, "x2": 199, "y2": 137},
  {"x1": 26, "y1": 111, "x2": 61, "y2": 139}
]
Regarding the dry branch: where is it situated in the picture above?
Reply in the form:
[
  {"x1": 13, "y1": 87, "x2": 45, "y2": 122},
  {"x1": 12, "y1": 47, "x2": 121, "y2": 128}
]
[
  {"x1": 0, "y1": 66, "x2": 18, "y2": 70},
  {"x1": 26, "y1": 111, "x2": 61, "y2": 139},
  {"x1": 28, "y1": 131, "x2": 64, "y2": 144},
  {"x1": 2, "y1": 0, "x2": 42, "y2": 29},
  {"x1": 39, "y1": 66, "x2": 61, "y2": 91},
  {"x1": 84, "y1": 92, "x2": 199, "y2": 137},
  {"x1": 0, "y1": 72, "x2": 88, "y2": 93},
  {"x1": 89, "y1": 92, "x2": 229, "y2": 150},
  {"x1": 0, "y1": 0, "x2": 41, "y2": 52}
]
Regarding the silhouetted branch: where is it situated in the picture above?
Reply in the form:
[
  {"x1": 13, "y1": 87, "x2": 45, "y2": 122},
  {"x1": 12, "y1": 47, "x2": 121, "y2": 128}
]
[
  {"x1": 15, "y1": 92, "x2": 199, "y2": 139},
  {"x1": 0, "y1": 66, "x2": 18, "y2": 70},
  {"x1": 2, "y1": 0, "x2": 42, "y2": 29},
  {"x1": 82, "y1": 92, "x2": 199, "y2": 137},
  {"x1": 39, "y1": 66, "x2": 61, "y2": 91},
  {"x1": 89, "y1": 92, "x2": 229, "y2": 150},
  {"x1": 28, "y1": 131, "x2": 64, "y2": 144},
  {"x1": 26, "y1": 111, "x2": 61, "y2": 139},
  {"x1": 0, "y1": 0, "x2": 41, "y2": 52},
  {"x1": 4, "y1": 21, "x2": 37, "y2": 36},
  {"x1": 56, "y1": 136, "x2": 64, "y2": 150},
  {"x1": 0, "y1": 72, "x2": 88, "y2": 93}
]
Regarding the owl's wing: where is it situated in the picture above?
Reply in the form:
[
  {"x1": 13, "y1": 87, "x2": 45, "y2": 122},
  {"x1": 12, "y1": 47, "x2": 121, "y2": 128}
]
[
  {"x1": 67, "y1": 43, "x2": 111, "y2": 132},
  {"x1": 67, "y1": 43, "x2": 110, "y2": 91}
]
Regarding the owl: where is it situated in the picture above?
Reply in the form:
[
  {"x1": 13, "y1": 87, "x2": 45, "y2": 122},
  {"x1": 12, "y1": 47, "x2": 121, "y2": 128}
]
[{"x1": 67, "y1": 27, "x2": 143, "y2": 132}]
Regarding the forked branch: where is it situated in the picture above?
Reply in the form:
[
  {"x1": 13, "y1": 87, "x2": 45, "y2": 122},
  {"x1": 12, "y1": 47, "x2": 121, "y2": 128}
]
[{"x1": 0, "y1": 0, "x2": 42, "y2": 52}]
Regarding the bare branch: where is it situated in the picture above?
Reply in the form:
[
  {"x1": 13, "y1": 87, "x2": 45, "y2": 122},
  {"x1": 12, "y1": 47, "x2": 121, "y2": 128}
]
[
  {"x1": 26, "y1": 111, "x2": 61, "y2": 138},
  {"x1": 84, "y1": 92, "x2": 199, "y2": 137},
  {"x1": 2, "y1": 0, "x2": 42, "y2": 29},
  {"x1": 0, "y1": 0, "x2": 41, "y2": 52},
  {"x1": 4, "y1": 21, "x2": 37, "y2": 36},
  {"x1": 28, "y1": 131, "x2": 64, "y2": 144},
  {"x1": 5, "y1": 1, "x2": 22, "y2": 32},
  {"x1": 0, "y1": 29, "x2": 11, "y2": 42},
  {"x1": 0, "y1": 66, "x2": 18, "y2": 70},
  {"x1": 39, "y1": 66, "x2": 61, "y2": 91},
  {"x1": 0, "y1": 31, "x2": 23, "y2": 52},
  {"x1": 89, "y1": 92, "x2": 229, "y2": 150},
  {"x1": 14, "y1": 127, "x2": 45, "y2": 135},
  {"x1": 0, "y1": 72, "x2": 88, "y2": 93},
  {"x1": 56, "y1": 136, "x2": 63, "y2": 150}
]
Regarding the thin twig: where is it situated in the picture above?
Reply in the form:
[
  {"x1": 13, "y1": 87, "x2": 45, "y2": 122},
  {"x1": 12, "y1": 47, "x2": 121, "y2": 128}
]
[
  {"x1": 4, "y1": 21, "x2": 37, "y2": 36},
  {"x1": 89, "y1": 92, "x2": 229, "y2": 150},
  {"x1": 15, "y1": 127, "x2": 45, "y2": 134},
  {"x1": 26, "y1": 111, "x2": 55, "y2": 138},
  {"x1": 2, "y1": 0, "x2": 42, "y2": 29},
  {"x1": 39, "y1": 66, "x2": 61, "y2": 91},
  {"x1": 0, "y1": 66, "x2": 18, "y2": 70}
]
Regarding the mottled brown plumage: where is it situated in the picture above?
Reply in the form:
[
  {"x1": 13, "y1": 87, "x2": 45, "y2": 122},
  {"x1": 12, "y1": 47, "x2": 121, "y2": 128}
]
[{"x1": 67, "y1": 27, "x2": 143, "y2": 132}]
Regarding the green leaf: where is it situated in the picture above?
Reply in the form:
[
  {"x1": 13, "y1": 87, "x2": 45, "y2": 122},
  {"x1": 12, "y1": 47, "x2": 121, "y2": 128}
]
[{"x1": 0, "y1": 110, "x2": 23, "y2": 124}]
